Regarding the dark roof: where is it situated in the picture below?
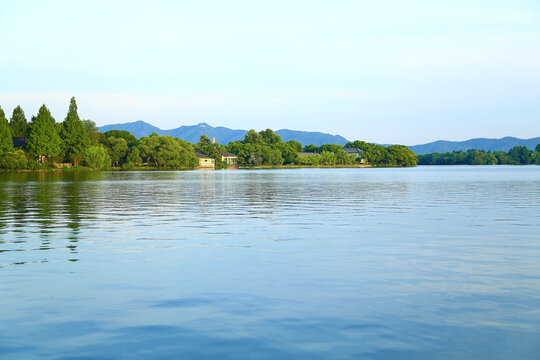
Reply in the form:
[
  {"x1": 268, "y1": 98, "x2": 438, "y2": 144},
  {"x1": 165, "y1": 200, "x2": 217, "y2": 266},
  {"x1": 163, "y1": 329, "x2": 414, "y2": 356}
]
[
  {"x1": 221, "y1": 152, "x2": 237, "y2": 157},
  {"x1": 343, "y1": 147, "x2": 361, "y2": 154},
  {"x1": 12, "y1": 137, "x2": 29, "y2": 148},
  {"x1": 194, "y1": 151, "x2": 214, "y2": 159},
  {"x1": 297, "y1": 152, "x2": 320, "y2": 157}
]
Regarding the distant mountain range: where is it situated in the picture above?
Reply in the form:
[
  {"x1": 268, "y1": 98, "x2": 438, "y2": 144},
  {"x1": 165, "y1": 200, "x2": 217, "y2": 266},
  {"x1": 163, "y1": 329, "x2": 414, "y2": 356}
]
[
  {"x1": 98, "y1": 121, "x2": 349, "y2": 146},
  {"x1": 98, "y1": 121, "x2": 539, "y2": 153},
  {"x1": 409, "y1": 137, "x2": 540, "y2": 155}
]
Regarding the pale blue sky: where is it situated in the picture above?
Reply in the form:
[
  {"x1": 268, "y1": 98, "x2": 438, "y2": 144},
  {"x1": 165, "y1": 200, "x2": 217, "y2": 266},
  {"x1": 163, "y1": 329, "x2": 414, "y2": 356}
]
[{"x1": 1, "y1": 0, "x2": 539, "y2": 144}]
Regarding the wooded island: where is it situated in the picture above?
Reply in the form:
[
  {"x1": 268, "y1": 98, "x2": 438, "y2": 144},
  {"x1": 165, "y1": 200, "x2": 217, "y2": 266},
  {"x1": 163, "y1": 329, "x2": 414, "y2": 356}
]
[{"x1": 0, "y1": 98, "x2": 418, "y2": 170}]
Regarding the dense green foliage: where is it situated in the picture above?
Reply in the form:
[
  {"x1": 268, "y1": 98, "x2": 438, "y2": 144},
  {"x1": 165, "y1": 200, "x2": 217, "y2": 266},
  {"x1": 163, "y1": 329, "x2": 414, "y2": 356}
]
[
  {"x1": 28, "y1": 105, "x2": 62, "y2": 162},
  {"x1": 103, "y1": 137, "x2": 128, "y2": 166},
  {"x1": 83, "y1": 120, "x2": 103, "y2": 146},
  {"x1": 84, "y1": 146, "x2": 111, "y2": 169},
  {"x1": 0, "y1": 107, "x2": 13, "y2": 154},
  {"x1": 122, "y1": 147, "x2": 142, "y2": 169},
  {"x1": 1, "y1": 99, "x2": 421, "y2": 170},
  {"x1": 300, "y1": 140, "x2": 417, "y2": 167},
  {"x1": 104, "y1": 130, "x2": 139, "y2": 147},
  {"x1": 227, "y1": 129, "x2": 310, "y2": 166},
  {"x1": 60, "y1": 97, "x2": 89, "y2": 165},
  {"x1": 138, "y1": 134, "x2": 199, "y2": 169},
  {"x1": 9, "y1": 106, "x2": 28, "y2": 137},
  {"x1": 418, "y1": 146, "x2": 540, "y2": 165},
  {"x1": 0, "y1": 149, "x2": 29, "y2": 169}
]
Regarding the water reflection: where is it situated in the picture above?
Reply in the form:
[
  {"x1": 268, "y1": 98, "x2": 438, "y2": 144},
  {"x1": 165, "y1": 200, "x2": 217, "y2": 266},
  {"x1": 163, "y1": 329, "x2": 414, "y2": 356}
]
[{"x1": 1, "y1": 167, "x2": 540, "y2": 359}]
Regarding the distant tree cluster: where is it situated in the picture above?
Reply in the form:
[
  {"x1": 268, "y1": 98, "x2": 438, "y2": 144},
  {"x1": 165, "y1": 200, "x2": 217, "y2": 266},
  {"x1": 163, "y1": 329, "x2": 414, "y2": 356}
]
[
  {"x1": 221, "y1": 130, "x2": 417, "y2": 167},
  {"x1": 418, "y1": 146, "x2": 540, "y2": 165},
  {"x1": 0, "y1": 98, "x2": 420, "y2": 170},
  {"x1": 226, "y1": 129, "x2": 303, "y2": 166},
  {"x1": 302, "y1": 140, "x2": 418, "y2": 167},
  {"x1": 0, "y1": 99, "x2": 198, "y2": 170}
]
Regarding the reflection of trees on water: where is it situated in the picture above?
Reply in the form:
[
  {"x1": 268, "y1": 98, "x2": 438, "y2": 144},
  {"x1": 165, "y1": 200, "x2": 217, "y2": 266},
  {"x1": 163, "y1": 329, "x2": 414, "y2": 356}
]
[
  {"x1": 0, "y1": 171, "x2": 103, "y2": 263},
  {"x1": 60, "y1": 172, "x2": 103, "y2": 254}
]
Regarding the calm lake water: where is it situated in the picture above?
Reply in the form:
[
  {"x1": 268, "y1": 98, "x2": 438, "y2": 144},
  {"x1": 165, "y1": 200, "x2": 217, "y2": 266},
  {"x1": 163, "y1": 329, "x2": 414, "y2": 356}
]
[{"x1": 1, "y1": 166, "x2": 539, "y2": 359}]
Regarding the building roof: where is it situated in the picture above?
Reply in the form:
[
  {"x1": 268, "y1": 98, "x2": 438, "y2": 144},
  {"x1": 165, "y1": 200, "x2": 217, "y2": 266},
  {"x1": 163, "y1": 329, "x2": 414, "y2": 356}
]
[
  {"x1": 194, "y1": 151, "x2": 214, "y2": 159},
  {"x1": 297, "y1": 152, "x2": 320, "y2": 157},
  {"x1": 221, "y1": 152, "x2": 237, "y2": 158},
  {"x1": 343, "y1": 147, "x2": 361, "y2": 154},
  {"x1": 12, "y1": 137, "x2": 29, "y2": 148}
]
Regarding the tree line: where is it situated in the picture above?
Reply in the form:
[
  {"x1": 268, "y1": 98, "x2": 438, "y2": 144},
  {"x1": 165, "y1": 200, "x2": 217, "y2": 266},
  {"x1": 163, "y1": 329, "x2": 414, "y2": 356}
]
[
  {"x1": 417, "y1": 146, "x2": 540, "y2": 165},
  {"x1": 0, "y1": 98, "x2": 419, "y2": 170},
  {"x1": 304, "y1": 140, "x2": 418, "y2": 167},
  {"x1": 0, "y1": 98, "x2": 201, "y2": 170}
]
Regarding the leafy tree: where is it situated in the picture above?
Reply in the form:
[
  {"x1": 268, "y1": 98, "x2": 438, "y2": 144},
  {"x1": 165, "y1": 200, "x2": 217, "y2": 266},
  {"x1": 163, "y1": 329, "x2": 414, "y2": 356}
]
[
  {"x1": 0, "y1": 107, "x2": 13, "y2": 155},
  {"x1": 276, "y1": 142, "x2": 298, "y2": 164},
  {"x1": 335, "y1": 149, "x2": 355, "y2": 164},
  {"x1": 138, "y1": 135, "x2": 198, "y2": 168},
  {"x1": 259, "y1": 129, "x2": 281, "y2": 144},
  {"x1": 0, "y1": 149, "x2": 28, "y2": 169},
  {"x1": 196, "y1": 134, "x2": 217, "y2": 155},
  {"x1": 104, "y1": 137, "x2": 128, "y2": 166},
  {"x1": 82, "y1": 120, "x2": 102, "y2": 146},
  {"x1": 387, "y1": 145, "x2": 418, "y2": 167},
  {"x1": 121, "y1": 148, "x2": 142, "y2": 170},
  {"x1": 287, "y1": 140, "x2": 303, "y2": 153},
  {"x1": 365, "y1": 145, "x2": 390, "y2": 166},
  {"x1": 345, "y1": 140, "x2": 373, "y2": 152},
  {"x1": 303, "y1": 144, "x2": 319, "y2": 153},
  {"x1": 9, "y1": 106, "x2": 28, "y2": 137},
  {"x1": 493, "y1": 151, "x2": 511, "y2": 165},
  {"x1": 60, "y1": 97, "x2": 89, "y2": 165},
  {"x1": 297, "y1": 153, "x2": 320, "y2": 165},
  {"x1": 28, "y1": 105, "x2": 62, "y2": 163},
  {"x1": 536, "y1": 144, "x2": 540, "y2": 153},
  {"x1": 320, "y1": 150, "x2": 337, "y2": 165},
  {"x1": 508, "y1": 146, "x2": 531, "y2": 165},
  {"x1": 176, "y1": 137, "x2": 195, "y2": 152},
  {"x1": 197, "y1": 134, "x2": 212, "y2": 148},
  {"x1": 261, "y1": 148, "x2": 284, "y2": 165},
  {"x1": 104, "y1": 130, "x2": 138, "y2": 147},
  {"x1": 531, "y1": 151, "x2": 540, "y2": 165},
  {"x1": 84, "y1": 146, "x2": 111, "y2": 169},
  {"x1": 126, "y1": 147, "x2": 142, "y2": 164},
  {"x1": 244, "y1": 129, "x2": 264, "y2": 144},
  {"x1": 320, "y1": 144, "x2": 343, "y2": 153}
]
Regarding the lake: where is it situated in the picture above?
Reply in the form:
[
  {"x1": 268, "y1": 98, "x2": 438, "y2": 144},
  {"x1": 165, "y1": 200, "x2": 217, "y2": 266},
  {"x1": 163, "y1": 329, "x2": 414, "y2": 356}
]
[{"x1": 1, "y1": 167, "x2": 539, "y2": 359}]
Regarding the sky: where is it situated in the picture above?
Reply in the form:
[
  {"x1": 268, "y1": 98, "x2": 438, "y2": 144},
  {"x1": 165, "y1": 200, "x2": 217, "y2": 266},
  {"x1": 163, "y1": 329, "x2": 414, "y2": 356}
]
[{"x1": 1, "y1": 0, "x2": 539, "y2": 145}]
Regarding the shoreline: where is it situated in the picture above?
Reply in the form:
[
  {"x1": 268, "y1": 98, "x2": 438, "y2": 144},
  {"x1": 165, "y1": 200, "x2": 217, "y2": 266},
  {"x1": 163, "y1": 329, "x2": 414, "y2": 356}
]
[{"x1": 1, "y1": 164, "x2": 381, "y2": 173}]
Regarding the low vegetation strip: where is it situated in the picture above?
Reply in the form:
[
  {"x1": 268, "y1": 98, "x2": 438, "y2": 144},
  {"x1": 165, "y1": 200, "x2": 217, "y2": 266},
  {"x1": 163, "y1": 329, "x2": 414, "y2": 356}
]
[{"x1": 418, "y1": 146, "x2": 540, "y2": 165}]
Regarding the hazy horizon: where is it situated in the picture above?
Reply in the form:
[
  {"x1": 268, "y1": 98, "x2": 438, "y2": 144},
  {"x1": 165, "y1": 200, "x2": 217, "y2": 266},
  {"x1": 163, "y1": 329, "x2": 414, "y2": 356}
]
[
  {"x1": 97, "y1": 119, "x2": 540, "y2": 146},
  {"x1": 1, "y1": 0, "x2": 539, "y2": 144}
]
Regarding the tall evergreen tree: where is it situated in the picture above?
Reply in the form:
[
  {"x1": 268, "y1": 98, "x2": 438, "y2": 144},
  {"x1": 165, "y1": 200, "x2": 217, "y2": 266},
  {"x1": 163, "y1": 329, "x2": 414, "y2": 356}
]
[
  {"x1": 0, "y1": 107, "x2": 13, "y2": 154},
  {"x1": 60, "y1": 97, "x2": 89, "y2": 165},
  {"x1": 28, "y1": 105, "x2": 62, "y2": 163},
  {"x1": 9, "y1": 105, "x2": 29, "y2": 137}
]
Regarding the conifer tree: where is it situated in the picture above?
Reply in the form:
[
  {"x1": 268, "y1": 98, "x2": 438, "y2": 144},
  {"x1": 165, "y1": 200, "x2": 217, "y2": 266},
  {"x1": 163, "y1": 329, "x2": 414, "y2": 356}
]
[
  {"x1": 0, "y1": 107, "x2": 13, "y2": 154},
  {"x1": 28, "y1": 105, "x2": 62, "y2": 163},
  {"x1": 60, "y1": 97, "x2": 89, "y2": 165},
  {"x1": 9, "y1": 105, "x2": 29, "y2": 137}
]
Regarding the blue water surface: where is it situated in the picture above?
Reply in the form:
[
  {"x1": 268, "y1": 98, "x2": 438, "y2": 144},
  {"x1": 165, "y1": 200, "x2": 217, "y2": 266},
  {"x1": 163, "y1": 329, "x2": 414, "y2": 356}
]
[{"x1": 1, "y1": 166, "x2": 539, "y2": 359}]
